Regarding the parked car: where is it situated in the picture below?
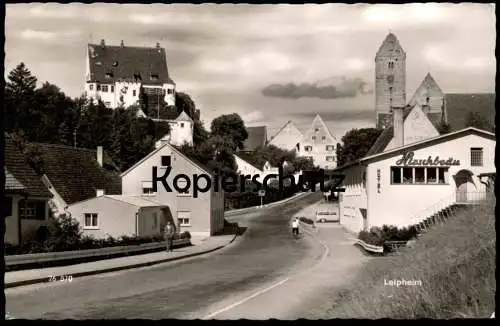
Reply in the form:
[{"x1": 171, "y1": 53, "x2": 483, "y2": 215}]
[{"x1": 315, "y1": 210, "x2": 339, "y2": 223}]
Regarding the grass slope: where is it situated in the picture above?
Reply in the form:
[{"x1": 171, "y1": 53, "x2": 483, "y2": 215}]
[{"x1": 326, "y1": 195, "x2": 496, "y2": 319}]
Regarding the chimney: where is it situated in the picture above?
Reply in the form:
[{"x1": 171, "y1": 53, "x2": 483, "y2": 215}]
[
  {"x1": 97, "y1": 146, "x2": 103, "y2": 167},
  {"x1": 100, "y1": 39, "x2": 105, "y2": 47},
  {"x1": 96, "y1": 189, "x2": 105, "y2": 197},
  {"x1": 120, "y1": 40, "x2": 124, "y2": 47},
  {"x1": 156, "y1": 42, "x2": 160, "y2": 49},
  {"x1": 392, "y1": 107, "x2": 404, "y2": 148}
]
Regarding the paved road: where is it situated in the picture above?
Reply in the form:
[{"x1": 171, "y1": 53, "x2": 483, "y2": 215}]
[{"x1": 6, "y1": 192, "x2": 325, "y2": 319}]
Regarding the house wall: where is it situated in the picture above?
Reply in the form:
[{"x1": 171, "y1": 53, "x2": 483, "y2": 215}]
[
  {"x1": 85, "y1": 81, "x2": 175, "y2": 109},
  {"x1": 137, "y1": 206, "x2": 164, "y2": 237},
  {"x1": 269, "y1": 122, "x2": 304, "y2": 151},
  {"x1": 298, "y1": 140, "x2": 337, "y2": 170},
  {"x1": 67, "y1": 196, "x2": 137, "y2": 239},
  {"x1": 338, "y1": 165, "x2": 368, "y2": 234},
  {"x1": 4, "y1": 194, "x2": 50, "y2": 245},
  {"x1": 386, "y1": 105, "x2": 440, "y2": 151},
  {"x1": 235, "y1": 155, "x2": 263, "y2": 182},
  {"x1": 169, "y1": 120, "x2": 194, "y2": 147},
  {"x1": 367, "y1": 134, "x2": 495, "y2": 231},
  {"x1": 408, "y1": 77, "x2": 444, "y2": 115},
  {"x1": 122, "y1": 145, "x2": 223, "y2": 237}
]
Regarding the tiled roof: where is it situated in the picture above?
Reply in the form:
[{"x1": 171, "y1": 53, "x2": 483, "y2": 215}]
[
  {"x1": 32, "y1": 143, "x2": 122, "y2": 204},
  {"x1": 241, "y1": 126, "x2": 267, "y2": 152},
  {"x1": 444, "y1": 93, "x2": 495, "y2": 132},
  {"x1": 87, "y1": 42, "x2": 174, "y2": 85},
  {"x1": 4, "y1": 136, "x2": 53, "y2": 197}
]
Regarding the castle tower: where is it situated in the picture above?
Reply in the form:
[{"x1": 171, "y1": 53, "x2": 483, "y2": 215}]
[{"x1": 375, "y1": 33, "x2": 406, "y2": 129}]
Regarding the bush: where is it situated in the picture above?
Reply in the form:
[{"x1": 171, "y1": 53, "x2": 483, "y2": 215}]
[{"x1": 358, "y1": 224, "x2": 418, "y2": 247}]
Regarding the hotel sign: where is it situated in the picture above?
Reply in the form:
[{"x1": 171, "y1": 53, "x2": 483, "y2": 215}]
[{"x1": 396, "y1": 152, "x2": 460, "y2": 167}]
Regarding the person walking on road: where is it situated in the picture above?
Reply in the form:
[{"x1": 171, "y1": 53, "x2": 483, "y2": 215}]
[
  {"x1": 164, "y1": 221, "x2": 174, "y2": 252},
  {"x1": 292, "y1": 217, "x2": 300, "y2": 236}
]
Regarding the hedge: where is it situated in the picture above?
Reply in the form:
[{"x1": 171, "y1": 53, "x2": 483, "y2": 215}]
[
  {"x1": 358, "y1": 225, "x2": 418, "y2": 247},
  {"x1": 5, "y1": 231, "x2": 191, "y2": 256}
]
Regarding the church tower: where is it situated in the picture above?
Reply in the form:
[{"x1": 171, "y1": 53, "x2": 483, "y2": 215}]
[{"x1": 375, "y1": 33, "x2": 406, "y2": 129}]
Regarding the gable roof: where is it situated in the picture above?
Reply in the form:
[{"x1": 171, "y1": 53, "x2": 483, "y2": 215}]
[
  {"x1": 121, "y1": 141, "x2": 212, "y2": 178},
  {"x1": 175, "y1": 111, "x2": 194, "y2": 122},
  {"x1": 409, "y1": 73, "x2": 444, "y2": 103},
  {"x1": 234, "y1": 154, "x2": 263, "y2": 172},
  {"x1": 32, "y1": 143, "x2": 122, "y2": 204},
  {"x1": 4, "y1": 136, "x2": 53, "y2": 198},
  {"x1": 103, "y1": 195, "x2": 167, "y2": 207},
  {"x1": 269, "y1": 120, "x2": 304, "y2": 143},
  {"x1": 366, "y1": 105, "x2": 415, "y2": 156},
  {"x1": 87, "y1": 41, "x2": 174, "y2": 85},
  {"x1": 242, "y1": 126, "x2": 267, "y2": 152},
  {"x1": 305, "y1": 114, "x2": 337, "y2": 141},
  {"x1": 444, "y1": 93, "x2": 495, "y2": 132},
  {"x1": 338, "y1": 127, "x2": 495, "y2": 170},
  {"x1": 376, "y1": 32, "x2": 405, "y2": 57}
]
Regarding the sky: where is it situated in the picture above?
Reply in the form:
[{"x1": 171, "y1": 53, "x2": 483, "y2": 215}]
[{"x1": 5, "y1": 3, "x2": 496, "y2": 140}]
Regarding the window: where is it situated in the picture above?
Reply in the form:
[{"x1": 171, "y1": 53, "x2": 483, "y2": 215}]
[
  {"x1": 315, "y1": 128, "x2": 319, "y2": 132},
  {"x1": 18, "y1": 200, "x2": 45, "y2": 220},
  {"x1": 142, "y1": 181, "x2": 155, "y2": 195},
  {"x1": 322, "y1": 136, "x2": 326, "y2": 140},
  {"x1": 387, "y1": 75, "x2": 394, "y2": 84},
  {"x1": 415, "y1": 168, "x2": 425, "y2": 184},
  {"x1": 304, "y1": 146, "x2": 312, "y2": 152},
  {"x1": 84, "y1": 213, "x2": 98, "y2": 228},
  {"x1": 471, "y1": 148, "x2": 483, "y2": 166},
  {"x1": 133, "y1": 73, "x2": 142, "y2": 81},
  {"x1": 180, "y1": 123, "x2": 184, "y2": 128},
  {"x1": 110, "y1": 85, "x2": 114, "y2": 93},
  {"x1": 402, "y1": 168, "x2": 413, "y2": 184},
  {"x1": 178, "y1": 218, "x2": 190, "y2": 226},
  {"x1": 151, "y1": 74, "x2": 159, "y2": 80},
  {"x1": 388, "y1": 61, "x2": 395, "y2": 69},
  {"x1": 101, "y1": 85, "x2": 109, "y2": 92},
  {"x1": 391, "y1": 167, "x2": 402, "y2": 184},
  {"x1": 296, "y1": 143, "x2": 300, "y2": 151},
  {"x1": 104, "y1": 102, "x2": 111, "y2": 108},
  {"x1": 133, "y1": 90, "x2": 136, "y2": 97},
  {"x1": 391, "y1": 167, "x2": 448, "y2": 185},
  {"x1": 161, "y1": 155, "x2": 171, "y2": 167},
  {"x1": 389, "y1": 86, "x2": 393, "y2": 94},
  {"x1": 312, "y1": 136, "x2": 316, "y2": 140},
  {"x1": 89, "y1": 84, "x2": 94, "y2": 91},
  {"x1": 4, "y1": 197, "x2": 13, "y2": 216},
  {"x1": 326, "y1": 145, "x2": 334, "y2": 151},
  {"x1": 97, "y1": 84, "x2": 101, "y2": 91},
  {"x1": 167, "y1": 89, "x2": 173, "y2": 94},
  {"x1": 112, "y1": 61, "x2": 118, "y2": 67},
  {"x1": 326, "y1": 156, "x2": 334, "y2": 162},
  {"x1": 105, "y1": 72, "x2": 113, "y2": 78}
]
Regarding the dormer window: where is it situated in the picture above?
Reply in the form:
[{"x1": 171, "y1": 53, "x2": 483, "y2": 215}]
[
  {"x1": 105, "y1": 72, "x2": 113, "y2": 78},
  {"x1": 112, "y1": 61, "x2": 118, "y2": 67},
  {"x1": 180, "y1": 123, "x2": 184, "y2": 128},
  {"x1": 133, "y1": 73, "x2": 142, "y2": 81},
  {"x1": 150, "y1": 74, "x2": 159, "y2": 80}
]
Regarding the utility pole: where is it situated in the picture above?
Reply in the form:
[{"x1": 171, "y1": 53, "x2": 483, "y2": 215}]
[{"x1": 157, "y1": 90, "x2": 160, "y2": 120}]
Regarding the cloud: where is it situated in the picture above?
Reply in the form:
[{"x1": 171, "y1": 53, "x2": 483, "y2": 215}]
[
  {"x1": 19, "y1": 29, "x2": 82, "y2": 42},
  {"x1": 261, "y1": 77, "x2": 370, "y2": 100},
  {"x1": 241, "y1": 111, "x2": 264, "y2": 124}
]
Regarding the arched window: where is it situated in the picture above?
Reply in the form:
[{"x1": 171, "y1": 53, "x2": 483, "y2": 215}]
[{"x1": 388, "y1": 61, "x2": 395, "y2": 69}]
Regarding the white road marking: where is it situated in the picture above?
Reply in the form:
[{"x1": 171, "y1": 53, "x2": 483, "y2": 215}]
[{"x1": 203, "y1": 221, "x2": 330, "y2": 319}]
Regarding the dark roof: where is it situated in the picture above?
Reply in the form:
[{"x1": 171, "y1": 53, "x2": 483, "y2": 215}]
[
  {"x1": 376, "y1": 33, "x2": 405, "y2": 57},
  {"x1": 241, "y1": 126, "x2": 267, "y2": 152},
  {"x1": 87, "y1": 42, "x2": 174, "y2": 85},
  {"x1": 32, "y1": 143, "x2": 122, "y2": 204},
  {"x1": 367, "y1": 106, "x2": 415, "y2": 156},
  {"x1": 4, "y1": 136, "x2": 53, "y2": 198},
  {"x1": 444, "y1": 93, "x2": 495, "y2": 132}
]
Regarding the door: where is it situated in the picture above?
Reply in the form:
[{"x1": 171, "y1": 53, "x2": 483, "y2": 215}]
[{"x1": 457, "y1": 182, "x2": 468, "y2": 203}]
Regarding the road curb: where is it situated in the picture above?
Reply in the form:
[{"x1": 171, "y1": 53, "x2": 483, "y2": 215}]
[{"x1": 5, "y1": 240, "x2": 233, "y2": 289}]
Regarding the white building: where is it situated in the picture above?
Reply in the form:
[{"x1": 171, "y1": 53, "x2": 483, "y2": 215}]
[
  {"x1": 155, "y1": 111, "x2": 194, "y2": 148},
  {"x1": 269, "y1": 114, "x2": 339, "y2": 170},
  {"x1": 84, "y1": 39, "x2": 176, "y2": 109},
  {"x1": 121, "y1": 141, "x2": 225, "y2": 237},
  {"x1": 336, "y1": 111, "x2": 495, "y2": 234}
]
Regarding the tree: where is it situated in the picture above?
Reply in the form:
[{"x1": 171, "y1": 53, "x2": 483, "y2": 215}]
[
  {"x1": 210, "y1": 113, "x2": 248, "y2": 151},
  {"x1": 436, "y1": 121, "x2": 452, "y2": 135},
  {"x1": 175, "y1": 92, "x2": 198, "y2": 120},
  {"x1": 5, "y1": 62, "x2": 37, "y2": 96},
  {"x1": 336, "y1": 128, "x2": 383, "y2": 167},
  {"x1": 465, "y1": 111, "x2": 490, "y2": 131},
  {"x1": 193, "y1": 120, "x2": 209, "y2": 146}
]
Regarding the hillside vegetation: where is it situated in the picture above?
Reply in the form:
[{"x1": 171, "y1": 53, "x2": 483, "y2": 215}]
[{"x1": 326, "y1": 194, "x2": 495, "y2": 318}]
